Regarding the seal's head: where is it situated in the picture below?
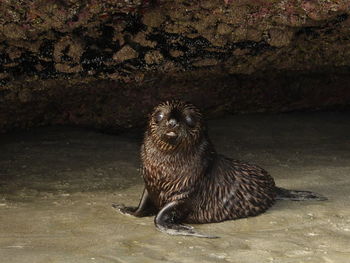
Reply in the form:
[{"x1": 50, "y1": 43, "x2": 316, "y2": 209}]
[{"x1": 148, "y1": 100, "x2": 205, "y2": 151}]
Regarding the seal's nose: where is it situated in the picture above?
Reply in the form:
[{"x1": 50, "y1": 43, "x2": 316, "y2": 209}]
[{"x1": 166, "y1": 118, "x2": 178, "y2": 128}]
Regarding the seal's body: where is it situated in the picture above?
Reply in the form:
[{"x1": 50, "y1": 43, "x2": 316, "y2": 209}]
[{"x1": 114, "y1": 100, "x2": 326, "y2": 238}]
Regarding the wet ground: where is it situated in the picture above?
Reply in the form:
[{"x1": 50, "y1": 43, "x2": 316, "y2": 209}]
[{"x1": 0, "y1": 111, "x2": 349, "y2": 263}]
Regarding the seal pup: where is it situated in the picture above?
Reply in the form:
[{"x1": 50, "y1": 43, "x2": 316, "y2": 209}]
[{"x1": 113, "y1": 100, "x2": 326, "y2": 238}]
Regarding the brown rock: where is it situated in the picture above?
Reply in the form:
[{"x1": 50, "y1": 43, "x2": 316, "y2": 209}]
[
  {"x1": 55, "y1": 63, "x2": 82, "y2": 73},
  {"x1": 193, "y1": 58, "x2": 219, "y2": 67},
  {"x1": 192, "y1": 21, "x2": 208, "y2": 35},
  {"x1": 113, "y1": 45, "x2": 138, "y2": 62},
  {"x1": 217, "y1": 23, "x2": 232, "y2": 35},
  {"x1": 268, "y1": 28, "x2": 294, "y2": 47},
  {"x1": 7, "y1": 47, "x2": 22, "y2": 60},
  {"x1": 142, "y1": 9, "x2": 165, "y2": 28},
  {"x1": 200, "y1": 1, "x2": 218, "y2": 9},
  {"x1": 246, "y1": 28, "x2": 262, "y2": 42},
  {"x1": 164, "y1": 22, "x2": 190, "y2": 34},
  {"x1": 54, "y1": 37, "x2": 84, "y2": 63},
  {"x1": 133, "y1": 32, "x2": 156, "y2": 48},
  {"x1": 3, "y1": 24, "x2": 26, "y2": 40},
  {"x1": 231, "y1": 26, "x2": 247, "y2": 41},
  {"x1": 145, "y1": 51, "x2": 164, "y2": 64},
  {"x1": 169, "y1": 50, "x2": 184, "y2": 58},
  {"x1": 232, "y1": 48, "x2": 249, "y2": 56},
  {"x1": 226, "y1": 5, "x2": 249, "y2": 25}
]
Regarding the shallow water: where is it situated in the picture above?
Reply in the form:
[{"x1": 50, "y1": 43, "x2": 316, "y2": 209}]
[{"x1": 0, "y1": 112, "x2": 349, "y2": 263}]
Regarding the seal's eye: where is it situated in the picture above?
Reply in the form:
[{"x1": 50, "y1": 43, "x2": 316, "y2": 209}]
[
  {"x1": 155, "y1": 111, "x2": 164, "y2": 123},
  {"x1": 185, "y1": 115, "x2": 195, "y2": 127}
]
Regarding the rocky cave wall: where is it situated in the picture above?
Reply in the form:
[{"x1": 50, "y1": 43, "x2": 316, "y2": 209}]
[{"x1": 1, "y1": 0, "x2": 350, "y2": 132}]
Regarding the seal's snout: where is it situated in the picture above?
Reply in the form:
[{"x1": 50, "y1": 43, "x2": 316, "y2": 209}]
[
  {"x1": 165, "y1": 119, "x2": 179, "y2": 138},
  {"x1": 166, "y1": 118, "x2": 178, "y2": 128}
]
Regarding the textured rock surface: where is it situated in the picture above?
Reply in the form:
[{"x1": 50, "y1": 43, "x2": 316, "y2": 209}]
[{"x1": 1, "y1": 0, "x2": 350, "y2": 132}]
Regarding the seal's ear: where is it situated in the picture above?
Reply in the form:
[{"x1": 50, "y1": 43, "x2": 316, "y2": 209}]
[{"x1": 147, "y1": 112, "x2": 153, "y2": 122}]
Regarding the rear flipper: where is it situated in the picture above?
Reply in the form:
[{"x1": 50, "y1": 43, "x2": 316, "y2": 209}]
[{"x1": 275, "y1": 187, "x2": 327, "y2": 201}]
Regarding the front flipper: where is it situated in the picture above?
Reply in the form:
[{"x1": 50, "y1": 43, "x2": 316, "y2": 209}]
[
  {"x1": 155, "y1": 201, "x2": 218, "y2": 238},
  {"x1": 113, "y1": 188, "x2": 157, "y2": 217},
  {"x1": 112, "y1": 204, "x2": 139, "y2": 216}
]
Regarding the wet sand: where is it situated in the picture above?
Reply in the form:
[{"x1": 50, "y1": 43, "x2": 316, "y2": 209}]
[{"x1": 0, "y1": 111, "x2": 349, "y2": 263}]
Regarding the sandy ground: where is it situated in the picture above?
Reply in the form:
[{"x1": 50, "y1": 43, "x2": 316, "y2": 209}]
[{"x1": 0, "y1": 111, "x2": 349, "y2": 263}]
